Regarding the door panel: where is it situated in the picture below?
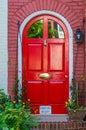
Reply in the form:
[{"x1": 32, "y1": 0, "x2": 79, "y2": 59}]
[
  {"x1": 22, "y1": 15, "x2": 69, "y2": 114},
  {"x1": 27, "y1": 44, "x2": 42, "y2": 70},
  {"x1": 48, "y1": 81, "x2": 65, "y2": 104},
  {"x1": 49, "y1": 43, "x2": 64, "y2": 71},
  {"x1": 27, "y1": 81, "x2": 43, "y2": 104}
]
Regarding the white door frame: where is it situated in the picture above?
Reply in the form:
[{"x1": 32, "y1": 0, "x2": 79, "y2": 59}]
[{"x1": 18, "y1": 10, "x2": 73, "y2": 97}]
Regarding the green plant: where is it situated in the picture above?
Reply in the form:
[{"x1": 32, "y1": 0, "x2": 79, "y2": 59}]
[
  {"x1": 0, "y1": 89, "x2": 38, "y2": 130},
  {"x1": 70, "y1": 79, "x2": 79, "y2": 104},
  {"x1": 48, "y1": 21, "x2": 58, "y2": 38},
  {"x1": 65, "y1": 98, "x2": 82, "y2": 111},
  {"x1": 65, "y1": 79, "x2": 83, "y2": 111},
  {"x1": 27, "y1": 20, "x2": 43, "y2": 38},
  {"x1": 13, "y1": 77, "x2": 19, "y2": 102},
  {"x1": 0, "y1": 101, "x2": 38, "y2": 130},
  {"x1": 13, "y1": 77, "x2": 27, "y2": 103},
  {"x1": 0, "y1": 89, "x2": 10, "y2": 112},
  {"x1": 27, "y1": 20, "x2": 58, "y2": 38}
]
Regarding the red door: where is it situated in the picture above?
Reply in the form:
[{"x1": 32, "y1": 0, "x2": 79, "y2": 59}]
[{"x1": 22, "y1": 15, "x2": 69, "y2": 114}]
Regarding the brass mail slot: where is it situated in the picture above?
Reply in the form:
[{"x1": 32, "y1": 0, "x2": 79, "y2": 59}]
[{"x1": 39, "y1": 73, "x2": 52, "y2": 80}]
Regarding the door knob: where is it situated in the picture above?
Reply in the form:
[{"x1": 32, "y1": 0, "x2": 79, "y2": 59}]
[
  {"x1": 65, "y1": 75, "x2": 68, "y2": 78},
  {"x1": 40, "y1": 73, "x2": 52, "y2": 79}
]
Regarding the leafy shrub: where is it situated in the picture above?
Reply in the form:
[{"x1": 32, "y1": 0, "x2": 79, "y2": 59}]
[
  {"x1": 0, "y1": 101, "x2": 38, "y2": 130},
  {"x1": 0, "y1": 89, "x2": 38, "y2": 130},
  {"x1": 0, "y1": 89, "x2": 10, "y2": 112}
]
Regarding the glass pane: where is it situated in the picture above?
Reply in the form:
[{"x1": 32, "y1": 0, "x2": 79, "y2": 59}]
[
  {"x1": 27, "y1": 20, "x2": 43, "y2": 38},
  {"x1": 48, "y1": 20, "x2": 64, "y2": 38}
]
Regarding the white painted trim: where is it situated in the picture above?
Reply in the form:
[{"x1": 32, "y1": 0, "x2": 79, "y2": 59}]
[
  {"x1": 18, "y1": 10, "x2": 73, "y2": 98},
  {"x1": 0, "y1": 0, "x2": 8, "y2": 94},
  {"x1": 18, "y1": 29, "x2": 22, "y2": 95}
]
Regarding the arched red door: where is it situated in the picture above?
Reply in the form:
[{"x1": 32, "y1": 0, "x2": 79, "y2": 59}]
[{"x1": 22, "y1": 15, "x2": 69, "y2": 114}]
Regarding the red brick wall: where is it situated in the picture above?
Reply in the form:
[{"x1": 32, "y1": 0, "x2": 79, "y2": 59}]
[
  {"x1": 84, "y1": 0, "x2": 86, "y2": 76},
  {"x1": 8, "y1": 0, "x2": 84, "y2": 98},
  {"x1": 32, "y1": 121, "x2": 86, "y2": 130}
]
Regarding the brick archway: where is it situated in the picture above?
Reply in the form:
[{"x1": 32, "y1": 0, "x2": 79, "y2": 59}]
[
  {"x1": 8, "y1": 0, "x2": 84, "y2": 99},
  {"x1": 10, "y1": 0, "x2": 81, "y2": 29}
]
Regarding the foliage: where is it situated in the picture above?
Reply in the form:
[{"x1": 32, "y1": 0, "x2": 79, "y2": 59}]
[
  {"x1": 70, "y1": 79, "x2": 79, "y2": 104},
  {"x1": 27, "y1": 21, "x2": 43, "y2": 38},
  {"x1": 13, "y1": 77, "x2": 19, "y2": 102},
  {"x1": 48, "y1": 21, "x2": 58, "y2": 38},
  {"x1": 13, "y1": 77, "x2": 26, "y2": 103},
  {"x1": 65, "y1": 79, "x2": 83, "y2": 111},
  {"x1": 0, "y1": 89, "x2": 10, "y2": 112},
  {"x1": 27, "y1": 20, "x2": 58, "y2": 38},
  {"x1": 0, "y1": 100, "x2": 38, "y2": 130},
  {"x1": 0, "y1": 89, "x2": 38, "y2": 130},
  {"x1": 65, "y1": 98, "x2": 82, "y2": 111}
]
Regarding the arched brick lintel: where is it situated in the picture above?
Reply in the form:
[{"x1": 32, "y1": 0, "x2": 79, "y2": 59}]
[{"x1": 10, "y1": 1, "x2": 81, "y2": 31}]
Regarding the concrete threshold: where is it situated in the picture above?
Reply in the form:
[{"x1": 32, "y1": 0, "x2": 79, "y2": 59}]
[{"x1": 32, "y1": 114, "x2": 68, "y2": 122}]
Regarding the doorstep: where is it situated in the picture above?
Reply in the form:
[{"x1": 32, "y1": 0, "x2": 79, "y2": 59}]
[{"x1": 32, "y1": 114, "x2": 68, "y2": 122}]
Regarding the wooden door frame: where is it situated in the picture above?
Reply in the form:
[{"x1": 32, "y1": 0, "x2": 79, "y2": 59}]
[{"x1": 18, "y1": 10, "x2": 73, "y2": 99}]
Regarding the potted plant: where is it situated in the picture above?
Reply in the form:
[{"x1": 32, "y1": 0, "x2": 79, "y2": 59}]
[
  {"x1": 65, "y1": 80, "x2": 86, "y2": 121},
  {"x1": 65, "y1": 99, "x2": 86, "y2": 121}
]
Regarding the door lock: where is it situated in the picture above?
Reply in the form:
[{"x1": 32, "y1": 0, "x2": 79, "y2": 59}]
[{"x1": 44, "y1": 40, "x2": 47, "y2": 46}]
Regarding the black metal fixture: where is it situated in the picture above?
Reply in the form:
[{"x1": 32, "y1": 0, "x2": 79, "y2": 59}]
[{"x1": 75, "y1": 28, "x2": 84, "y2": 44}]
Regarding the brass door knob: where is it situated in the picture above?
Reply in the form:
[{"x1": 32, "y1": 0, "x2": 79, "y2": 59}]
[{"x1": 65, "y1": 75, "x2": 68, "y2": 78}]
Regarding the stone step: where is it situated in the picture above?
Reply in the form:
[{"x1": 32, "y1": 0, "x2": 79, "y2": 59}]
[{"x1": 33, "y1": 114, "x2": 68, "y2": 122}]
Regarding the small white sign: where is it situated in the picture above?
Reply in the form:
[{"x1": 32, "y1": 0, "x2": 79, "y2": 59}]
[{"x1": 40, "y1": 106, "x2": 51, "y2": 115}]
